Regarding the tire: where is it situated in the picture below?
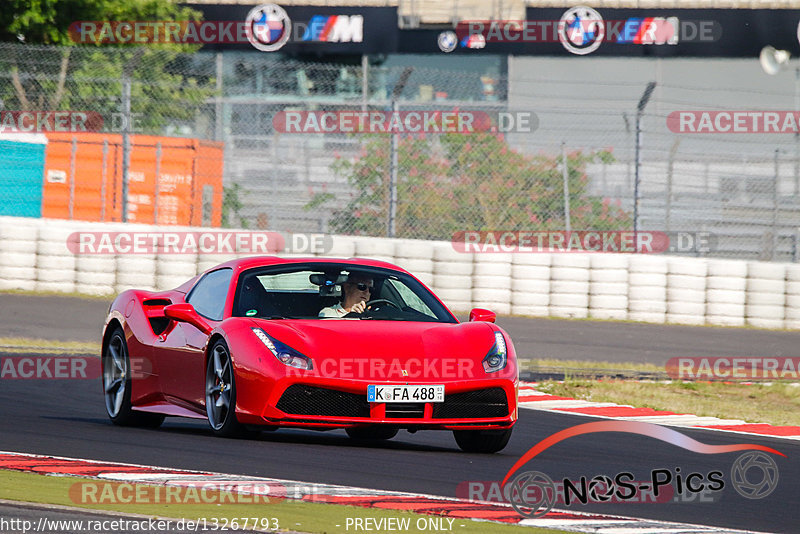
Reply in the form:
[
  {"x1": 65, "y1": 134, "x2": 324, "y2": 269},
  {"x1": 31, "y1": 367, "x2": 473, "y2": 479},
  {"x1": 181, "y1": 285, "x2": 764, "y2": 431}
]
[
  {"x1": 346, "y1": 426, "x2": 398, "y2": 441},
  {"x1": 102, "y1": 327, "x2": 164, "y2": 428},
  {"x1": 205, "y1": 338, "x2": 249, "y2": 438},
  {"x1": 511, "y1": 265, "x2": 550, "y2": 280},
  {"x1": 454, "y1": 428, "x2": 512, "y2": 453}
]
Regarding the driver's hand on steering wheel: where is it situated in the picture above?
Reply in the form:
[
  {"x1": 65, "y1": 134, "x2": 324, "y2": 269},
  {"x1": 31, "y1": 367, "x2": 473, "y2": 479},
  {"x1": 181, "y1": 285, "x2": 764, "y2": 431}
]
[{"x1": 349, "y1": 300, "x2": 367, "y2": 314}]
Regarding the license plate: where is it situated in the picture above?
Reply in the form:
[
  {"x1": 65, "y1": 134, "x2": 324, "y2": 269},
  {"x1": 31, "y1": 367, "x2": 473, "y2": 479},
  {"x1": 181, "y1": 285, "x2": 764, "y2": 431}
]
[{"x1": 367, "y1": 384, "x2": 445, "y2": 403}]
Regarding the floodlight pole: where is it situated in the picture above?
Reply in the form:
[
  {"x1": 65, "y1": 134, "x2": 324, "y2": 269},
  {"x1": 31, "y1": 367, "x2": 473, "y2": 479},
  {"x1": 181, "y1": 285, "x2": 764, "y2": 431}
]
[{"x1": 633, "y1": 81, "x2": 657, "y2": 235}]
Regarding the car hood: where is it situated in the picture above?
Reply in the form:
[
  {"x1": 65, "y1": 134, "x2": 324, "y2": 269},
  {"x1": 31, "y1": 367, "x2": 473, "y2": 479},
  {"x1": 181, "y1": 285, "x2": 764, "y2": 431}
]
[{"x1": 249, "y1": 318, "x2": 499, "y2": 381}]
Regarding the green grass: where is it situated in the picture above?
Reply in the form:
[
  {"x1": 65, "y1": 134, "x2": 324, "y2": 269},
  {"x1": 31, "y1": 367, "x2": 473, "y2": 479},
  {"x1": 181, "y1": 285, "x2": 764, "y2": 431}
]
[
  {"x1": 536, "y1": 379, "x2": 800, "y2": 427},
  {"x1": 0, "y1": 289, "x2": 113, "y2": 301},
  {"x1": 0, "y1": 337, "x2": 100, "y2": 353},
  {"x1": 0, "y1": 471, "x2": 566, "y2": 534},
  {"x1": 519, "y1": 358, "x2": 664, "y2": 377}
]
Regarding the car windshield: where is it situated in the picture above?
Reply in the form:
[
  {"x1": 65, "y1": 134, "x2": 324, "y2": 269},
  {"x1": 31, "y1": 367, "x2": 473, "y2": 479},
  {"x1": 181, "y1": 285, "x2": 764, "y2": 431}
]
[{"x1": 233, "y1": 263, "x2": 457, "y2": 323}]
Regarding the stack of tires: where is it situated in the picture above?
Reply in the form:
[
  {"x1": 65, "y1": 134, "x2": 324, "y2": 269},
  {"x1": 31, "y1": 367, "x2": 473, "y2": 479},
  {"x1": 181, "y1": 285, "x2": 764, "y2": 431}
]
[
  {"x1": 745, "y1": 261, "x2": 785, "y2": 329},
  {"x1": 197, "y1": 251, "x2": 239, "y2": 275},
  {"x1": 705, "y1": 259, "x2": 747, "y2": 326},
  {"x1": 471, "y1": 253, "x2": 512, "y2": 315},
  {"x1": 510, "y1": 254, "x2": 550, "y2": 317},
  {"x1": 666, "y1": 257, "x2": 706, "y2": 325},
  {"x1": 549, "y1": 254, "x2": 591, "y2": 318},
  {"x1": 115, "y1": 229, "x2": 158, "y2": 292},
  {"x1": 353, "y1": 237, "x2": 395, "y2": 265},
  {"x1": 589, "y1": 254, "x2": 629, "y2": 320},
  {"x1": 785, "y1": 264, "x2": 800, "y2": 329},
  {"x1": 627, "y1": 254, "x2": 667, "y2": 323},
  {"x1": 74, "y1": 221, "x2": 116, "y2": 296},
  {"x1": 326, "y1": 235, "x2": 356, "y2": 258},
  {"x1": 36, "y1": 224, "x2": 76, "y2": 293},
  {"x1": 155, "y1": 237, "x2": 198, "y2": 291},
  {"x1": 431, "y1": 243, "x2": 472, "y2": 313},
  {"x1": 395, "y1": 239, "x2": 435, "y2": 287},
  {"x1": 0, "y1": 217, "x2": 39, "y2": 291}
]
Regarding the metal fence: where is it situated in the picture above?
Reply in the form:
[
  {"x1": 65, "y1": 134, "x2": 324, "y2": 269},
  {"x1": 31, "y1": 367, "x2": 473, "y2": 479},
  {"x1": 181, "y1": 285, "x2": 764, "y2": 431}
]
[{"x1": 2, "y1": 42, "x2": 800, "y2": 261}]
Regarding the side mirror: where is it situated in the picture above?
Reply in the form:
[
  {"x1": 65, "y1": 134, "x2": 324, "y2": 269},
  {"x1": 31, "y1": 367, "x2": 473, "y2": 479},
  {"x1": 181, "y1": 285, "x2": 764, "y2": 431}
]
[
  {"x1": 164, "y1": 303, "x2": 212, "y2": 334},
  {"x1": 468, "y1": 308, "x2": 496, "y2": 323}
]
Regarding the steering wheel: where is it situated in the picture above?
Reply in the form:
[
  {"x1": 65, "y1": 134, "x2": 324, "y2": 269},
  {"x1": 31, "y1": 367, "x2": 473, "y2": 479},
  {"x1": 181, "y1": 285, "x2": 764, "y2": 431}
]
[{"x1": 365, "y1": 299, "x2": 401, "y2": 311}]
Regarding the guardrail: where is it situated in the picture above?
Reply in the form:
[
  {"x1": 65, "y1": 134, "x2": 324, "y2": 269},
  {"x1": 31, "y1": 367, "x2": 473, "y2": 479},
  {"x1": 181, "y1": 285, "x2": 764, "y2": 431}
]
[{"x1": 1, "y1": 216, "x2": 799, "y2": 329}]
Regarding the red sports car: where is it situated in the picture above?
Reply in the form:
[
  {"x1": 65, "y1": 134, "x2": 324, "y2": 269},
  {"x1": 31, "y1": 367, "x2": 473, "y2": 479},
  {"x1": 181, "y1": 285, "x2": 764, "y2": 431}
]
[{"x1": 101, "y1": 257, "x2": 518, "y2": 453}]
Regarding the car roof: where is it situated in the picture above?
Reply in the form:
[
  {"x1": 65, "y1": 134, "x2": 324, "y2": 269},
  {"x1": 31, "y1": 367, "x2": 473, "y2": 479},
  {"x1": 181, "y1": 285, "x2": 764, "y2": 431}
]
[{"x1": 212, "y1": 256, "x2": 411, "y2": 275}]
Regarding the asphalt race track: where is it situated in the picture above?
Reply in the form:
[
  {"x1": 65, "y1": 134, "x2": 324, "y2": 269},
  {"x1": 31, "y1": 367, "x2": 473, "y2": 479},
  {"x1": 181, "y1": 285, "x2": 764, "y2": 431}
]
[
  {"x1": 4, "y1": 292, "x2": 800, "y2": 364},
  {"x1": 1, "y1": 292, "x2": 799, "y2": 532},
  {"x1": 0, "y1": 378, "x2": 797, "y2": 532}
]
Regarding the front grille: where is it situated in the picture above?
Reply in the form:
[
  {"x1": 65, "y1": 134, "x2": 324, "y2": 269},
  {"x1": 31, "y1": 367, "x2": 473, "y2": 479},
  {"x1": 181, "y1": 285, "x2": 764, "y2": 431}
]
[
  {"x1": 433, "y1": 388, "x2": 508, "y2": 419},
  {"x1": 276, "y1": 385, "x2": 370, "y2": 418},
  {"x1": 385, "y1": 402, "x2": 425, "y2": 418}
]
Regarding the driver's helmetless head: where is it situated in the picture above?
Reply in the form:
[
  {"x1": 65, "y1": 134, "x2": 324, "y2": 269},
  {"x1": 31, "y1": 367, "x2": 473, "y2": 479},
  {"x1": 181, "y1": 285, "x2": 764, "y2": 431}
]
[{"x1": 343, "y1": 273, "x2": 373, "y2": 304}]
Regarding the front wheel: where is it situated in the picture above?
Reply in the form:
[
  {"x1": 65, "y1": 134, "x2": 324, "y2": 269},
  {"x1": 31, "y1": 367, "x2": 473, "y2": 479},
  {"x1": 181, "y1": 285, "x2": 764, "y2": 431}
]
[
  {"x1": 102, "y1": 326, "x2": 164, "y2": 428},
  {"x1": 453, "y1": 428, "x2": 512, "y2": 453},
  {"x1": 205, "y1": 339, "x2": 248, "y2": 437}
]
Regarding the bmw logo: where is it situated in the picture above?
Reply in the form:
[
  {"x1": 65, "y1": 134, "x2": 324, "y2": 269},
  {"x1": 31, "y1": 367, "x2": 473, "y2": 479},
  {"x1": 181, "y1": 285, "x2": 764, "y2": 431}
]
[
  {"x1": 438, "y1": 31, "x2": 457, "y2": 53},
  {"x1": 558, "y1": 6, "x2": 604, "y2": 55},
  {"x1": 246, "y1": 3, "x2": 292, "y2": 52}
]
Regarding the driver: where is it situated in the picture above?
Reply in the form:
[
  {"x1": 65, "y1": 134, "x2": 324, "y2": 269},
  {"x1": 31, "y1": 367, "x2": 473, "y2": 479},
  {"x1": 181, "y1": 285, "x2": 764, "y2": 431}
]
[{"x1": 318, "y1": 272, "x2": 373, "y2": 318}]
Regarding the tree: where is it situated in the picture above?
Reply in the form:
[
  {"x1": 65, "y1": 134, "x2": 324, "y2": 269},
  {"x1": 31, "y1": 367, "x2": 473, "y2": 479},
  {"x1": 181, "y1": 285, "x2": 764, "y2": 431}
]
[
  {"x1": 310, "y1": 131, "x2": 629, "y2": 240},
  {"x1": 0, "y1": 0, "x2": 212, "y2": 133}
]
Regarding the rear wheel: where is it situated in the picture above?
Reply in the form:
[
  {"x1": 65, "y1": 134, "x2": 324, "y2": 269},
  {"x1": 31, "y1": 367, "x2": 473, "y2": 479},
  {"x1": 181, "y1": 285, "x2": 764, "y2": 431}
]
[
  {"x1": 346, "y1": 426, "x2": 398, "y2": 441},
  {"x1": 205, "y1": 339, "x2": 249, "y2": 437},
  {"x1": 453, "y1": 428, "x2": 512, "y2": 453},
  {"x1": 102, "y1": 326, "x2": 164, "y2": 428}
]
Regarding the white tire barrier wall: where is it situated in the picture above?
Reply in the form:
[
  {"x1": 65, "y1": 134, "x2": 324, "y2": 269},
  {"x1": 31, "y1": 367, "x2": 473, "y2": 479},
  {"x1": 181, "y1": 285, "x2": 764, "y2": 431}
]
[
  {"x1": 432, "y1": 243, "x2": 472, "y2": 313},
  {"x1": 785, "y1": 265, "x2": 800, "y2": 329},
  {"x1": 353, "y1": 237, "x2": 395, "y2": 265},
  {"x1": 589, "y1": 254, "x2": 628, "y2": 320},
  {"x1": 705, "y1": 259, "x2": 747, "y2": 326},
  {"x1": 472, "y1": 253, "x2": 512, "y2": 315},
  {"x1": 395, "y1": 239, "x2": 435, "y2": 288},
  {"x1": 549, "y1": 254, "x2": 590, "y2": 319},
  {"x1": 666, "y1": 257, "x2": 707, "y2": 325},
  {"x1": 0, "y1": 216, "x2": 39, "y2": 291},
  {"x1": 510, "y1": 254, "x2": 550, "y2": 317},
  {"x1": 6, "y1": 215, "x2": 800, "y2": 330},
  {"x1": 627, "y1": 254, "x2": 667, "y2": 323},
  {"x1": 746, "y1": 262, "x2": 786, "y2": 329},
  {"x1": 36, "y1": 224, "x2": 76, "y2": 293}
]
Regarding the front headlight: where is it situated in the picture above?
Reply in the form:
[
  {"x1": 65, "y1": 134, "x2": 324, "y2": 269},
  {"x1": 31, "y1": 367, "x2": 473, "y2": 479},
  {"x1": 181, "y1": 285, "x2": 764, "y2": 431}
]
[
  {"x1": 482, "y1": 332, "x2": 507, "y2": 373},
  {"x1": 251, "y1": 328, "x2": 313, "y2": 370}
]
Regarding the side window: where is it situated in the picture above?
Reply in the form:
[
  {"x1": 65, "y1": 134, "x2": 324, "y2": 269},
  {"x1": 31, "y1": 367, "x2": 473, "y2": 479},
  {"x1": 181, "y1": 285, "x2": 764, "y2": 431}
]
[{"x1": 187, "y1": 268, "x2": 233, "y2": 320}]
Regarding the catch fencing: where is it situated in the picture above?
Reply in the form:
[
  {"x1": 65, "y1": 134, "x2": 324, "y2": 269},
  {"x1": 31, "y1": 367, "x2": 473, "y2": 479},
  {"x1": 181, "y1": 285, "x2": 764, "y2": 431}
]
[{"x1": 2, "y1": 43, "x2": 800, "y2": 261}]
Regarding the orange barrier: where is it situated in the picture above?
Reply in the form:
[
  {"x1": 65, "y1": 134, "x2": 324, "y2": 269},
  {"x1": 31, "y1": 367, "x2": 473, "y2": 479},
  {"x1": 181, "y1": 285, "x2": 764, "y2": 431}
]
[{"x1": 42, "y1": 133, "x2": 223, "y2": 226}]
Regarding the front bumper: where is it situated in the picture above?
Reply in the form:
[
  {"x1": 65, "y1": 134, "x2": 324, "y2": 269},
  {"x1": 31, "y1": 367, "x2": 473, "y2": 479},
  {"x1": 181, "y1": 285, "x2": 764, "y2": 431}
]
[{"x1": 238, "y1": 378, "x2": 518, "y2": 430}]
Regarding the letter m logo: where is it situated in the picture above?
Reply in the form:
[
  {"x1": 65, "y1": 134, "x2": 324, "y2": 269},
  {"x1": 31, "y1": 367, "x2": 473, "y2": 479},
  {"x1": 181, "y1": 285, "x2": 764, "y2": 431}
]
[{"x1": 329, "y1": 15, "x2": 363, "y2": 42}]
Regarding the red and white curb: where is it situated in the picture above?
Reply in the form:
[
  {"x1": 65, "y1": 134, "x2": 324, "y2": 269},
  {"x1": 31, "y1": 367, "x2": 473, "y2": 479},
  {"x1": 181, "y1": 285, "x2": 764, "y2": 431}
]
[
  {"x1": 519, "y1": 382, "x2": 800, "y2": 440},
  {"x1": 0, "y1": 451, "x2": 762, "y2": 533}
]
